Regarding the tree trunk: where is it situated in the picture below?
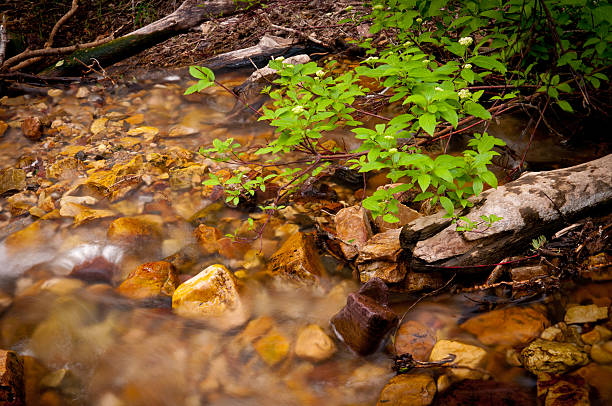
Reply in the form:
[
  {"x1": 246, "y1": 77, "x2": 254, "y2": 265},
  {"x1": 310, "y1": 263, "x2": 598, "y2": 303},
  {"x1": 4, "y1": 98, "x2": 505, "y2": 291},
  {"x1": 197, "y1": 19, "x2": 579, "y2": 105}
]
[
  {"x1": 43, "y1": 0, "x2": 237, "y2": 76},
  {"x1": 401, "y1": 154, "x2": 612, "y2": 271}
]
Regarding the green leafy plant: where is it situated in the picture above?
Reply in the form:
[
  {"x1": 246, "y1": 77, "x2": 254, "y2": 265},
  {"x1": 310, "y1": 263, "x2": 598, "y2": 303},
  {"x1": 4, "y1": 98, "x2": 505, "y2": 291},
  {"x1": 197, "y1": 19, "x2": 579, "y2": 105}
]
[{"x1": 184, "y1": 0, "x2": 610, "y2": 236}]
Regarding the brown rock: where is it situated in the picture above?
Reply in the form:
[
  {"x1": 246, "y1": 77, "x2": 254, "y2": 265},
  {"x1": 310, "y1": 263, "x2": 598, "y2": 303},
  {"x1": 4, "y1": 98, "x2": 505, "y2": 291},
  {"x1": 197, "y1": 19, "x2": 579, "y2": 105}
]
[
  {"x1": 117, "y1": 261, "x2": 180, "y2": 300},
  {"x1": 330, "y1": 278, "x2": 398, "y2": 355},
  {"x1": 374, "y1": 203, "x2": 421, "y2": 232},
  {"x1": 573, "y1": 363, "x2": 612, "y2": 403},
  {"x1": 460, "y1": 305, "x2": 550, "y2": 347},
  {"x1": 70, "y1": 256, "x2": 118, "y2": 284},
  {"x1": 394, "y1": 320, "x2": 436, "y2": 360},
  {"x1": 0, "y1": 168, "x2": 26, "y2": 195},
  {"x1": 376, "y1": 374, "x2": 436, "y2": 406},
  {"x1": 334, "y1": 205, "x2": 373, "y2": 260},
  {"x1": 217, "y1": 237, "x2": 251, "y2": 260},
  {"x1": 435, "y1": 380, "x2": 536, "y2": 406},
  {"x1": 401, "y1": 271, "x2": 445, "y2": 293},
  {"x1": 537, "y1": 374, "x2": 589, "y2": 406},
  {"x1": 356, "y1": 228, "x2": 405, "y2": 283},
  {"x1": 581, "y1": 325, "x2": 612, "y2": 345},
  {"x1": 194, "y1": 224, "x2": 222, "y2": 255},
  {"x1": 267, "y1": 232, "x2": 325, "y2": 285},
  {"x1": 510, "y1": 265, "x2": 549, "y2": 282},
  {"x1": 295, "y1": 324, "x2": 337, "y2": 362},
  {"x1": 591, "y1": 341, "x2": 612, "y2": 364},
  {"x1": 253, "y1": 329, "x2": 290, "y2": 366},
  {"x1": 21, "y1": 117, "x2": 42, "y2": 141},
  {"x1": 107, "y1": 216, "x2": 162, "y2": 247},
  {"x1": 0, "y1": 349, "x2": 25, "y2": 406},
  {"x1": 0, "y1": 121, "x2": 8, "y2": 137},
  {"x1": 580, "y1": 253, "x2": 612, "y2": 281}
]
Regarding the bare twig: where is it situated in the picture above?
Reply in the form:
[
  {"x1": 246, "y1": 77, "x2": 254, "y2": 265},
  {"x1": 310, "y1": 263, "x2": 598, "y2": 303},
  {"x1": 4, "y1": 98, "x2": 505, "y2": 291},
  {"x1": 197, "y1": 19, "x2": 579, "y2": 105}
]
[{"x1": 0, "y1": 15, "x2": 7, "y2": 66}]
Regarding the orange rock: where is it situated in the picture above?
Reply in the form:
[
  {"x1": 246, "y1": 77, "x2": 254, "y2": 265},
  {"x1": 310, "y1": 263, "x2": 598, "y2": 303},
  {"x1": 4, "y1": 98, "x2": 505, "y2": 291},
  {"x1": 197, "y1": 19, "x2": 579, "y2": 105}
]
[
  {"x1": 460, "y1": 305, "x2": 550, "y2": 347},
  {"x1": 117, "y1": 261, "x2": 180, "y2": 299},
  {"x1": 394, "y1": 320, "x2": 436, "y2": 360},
  {"x1": 267, "y1": 232, "x2": 325, "y2": 285},
  {"x1": 107, "y1": 216, "x2": 162, "y2": 247},
  {"x1": 376, "y1": 374, "x2": 436, "y2": 406},
  {"x1": 217, "y1": 237, "x2": 251, "y2": 260},
  {"x1": 194, "y1": 224, "x2": 222, "y2": 255},
  {"x1": 334, "y1": 205, "x2": 372, "y2": 260},
  {"x1": 21, "y1": 117, "x2": 42, "y2": 140}
]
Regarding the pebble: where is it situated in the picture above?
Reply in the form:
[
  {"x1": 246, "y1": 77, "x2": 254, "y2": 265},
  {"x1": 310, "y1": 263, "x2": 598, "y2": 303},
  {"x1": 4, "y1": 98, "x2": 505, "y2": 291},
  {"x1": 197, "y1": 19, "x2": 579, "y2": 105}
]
[{"x1": 295, "y1": 324, "x2": 337, "y2": 362}]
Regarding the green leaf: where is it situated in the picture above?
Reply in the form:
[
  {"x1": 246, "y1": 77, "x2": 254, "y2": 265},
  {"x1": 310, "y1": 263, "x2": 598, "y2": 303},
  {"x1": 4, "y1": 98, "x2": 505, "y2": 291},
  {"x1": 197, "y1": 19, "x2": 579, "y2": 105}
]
[
  {"x1": 480, "y1": 171, "x2": 498, "y2": 188},
  {"x1": 419, "y1": 113, "x2": 437, "y2": 135},
  {"x1": 417, "y1": 174, "x2": 431, "y2": 192},
  {"x1": 557, "y1": 100, "x2": 574, "y2": 112},
  {"x1": 464, "y1": 101, "x2": 492, "y2": 119},
  {"x1": 439, "y1": 196, "x2": 454, "y2": 215},
  {"x1": 469, "y1": 55, "x2": 507, "y2": 74}
]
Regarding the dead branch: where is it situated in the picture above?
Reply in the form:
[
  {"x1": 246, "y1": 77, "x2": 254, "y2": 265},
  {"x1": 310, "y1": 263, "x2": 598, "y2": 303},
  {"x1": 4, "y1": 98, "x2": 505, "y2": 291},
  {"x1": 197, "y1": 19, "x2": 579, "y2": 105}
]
[
  {"x1": 7, "y1": 0, "x2": 80, "y2": 72},
  {"x1": 3, "y1": 36, "x2": 114, "y2": 72},
  {"x1": 0, "y1": 15, "x2": 7, "y2": 66}
]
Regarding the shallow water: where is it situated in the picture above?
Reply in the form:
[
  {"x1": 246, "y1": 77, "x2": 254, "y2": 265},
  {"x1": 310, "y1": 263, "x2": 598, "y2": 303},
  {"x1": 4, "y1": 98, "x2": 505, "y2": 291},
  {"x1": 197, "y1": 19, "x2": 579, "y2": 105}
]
[{"x1": 0, "y1": 71, "x2": 605, "y2": 405}]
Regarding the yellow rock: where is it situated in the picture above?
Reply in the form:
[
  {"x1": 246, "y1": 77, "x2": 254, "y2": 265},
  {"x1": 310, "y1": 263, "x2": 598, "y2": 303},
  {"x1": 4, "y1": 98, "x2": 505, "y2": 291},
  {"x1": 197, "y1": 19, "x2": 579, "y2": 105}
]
[
  {"x1": 59, "y1": 202, "x2": 116, "y2": 226},
  {"x1": 125, "y1": 114, "x2": 144, "y2": 125},
  {"x1": 172, "y1": 264, "x2": 250, "y2": 329},
  {"x1": 0, "y1": 120, "x2": 8, "y2": 137},
  {"x1": 429, "y1": 340, "x2": 487, "y2": 380},
  {"x1": 376, "y1": 374, "x2": 436, "y2": 406},
  {"x1": 90, "y1": 118, "x2": 108, "y2": 135},
  {"x1": 127, "y1": 126, "x2": 159, "y2": 136},
  {"x1": 47, "y1": 89, "x2": 63, "y2": 97},
  {"x1": 254, "y1": 330, "x2": 290, "y2": 366},
  {"x1": 267, "y1": 232, "x2": 326, "y2": 285},
  {"x1": 117, "y1": 261, "x2": 180, "y2": 300},
  {"x1": 60, "y1": 145, "x2": 87, "y2": 156},
  {"x1": 295, "y1": 324, "x2": 336, "y2": 362},
  {"x1": 107, "y1": 216, "x2": 162, "y2": 246}
]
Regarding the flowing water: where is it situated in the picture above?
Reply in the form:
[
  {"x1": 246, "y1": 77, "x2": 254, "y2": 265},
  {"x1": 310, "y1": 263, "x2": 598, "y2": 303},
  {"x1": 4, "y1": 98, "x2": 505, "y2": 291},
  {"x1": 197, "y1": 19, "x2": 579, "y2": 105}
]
[{"x1": 0, "y1": 71, "x2": 608, "y2": 405}]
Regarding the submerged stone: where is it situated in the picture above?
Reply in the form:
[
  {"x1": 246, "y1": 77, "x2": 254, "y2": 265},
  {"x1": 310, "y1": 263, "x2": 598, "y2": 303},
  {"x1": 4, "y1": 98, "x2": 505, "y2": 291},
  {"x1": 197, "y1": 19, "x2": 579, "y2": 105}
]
[
  {"x1": 521, "y1": 339, "x2": 589, "y2": 375},
  {"x1": 537, "y1": 374, "x2": 589, "y2": 406},
  {"x1": 330, "y1": 278, "x2": 398, "y2": 355},
  {"x1": 267, "y1": 232, "x2": 325, "y2": 285},
  {"x1": 70, "y1": 256, "x2": 118, "y2": 284},
  {"x1": 295, "y1": 324, "x2": 337, "y2": 362},
  {"x1": 429, "y1": 340, "x2": 487, "y2": 381},
  {"x1": 107, "y1": 216, "x2": 162, "y2": 247},
  {"x1": 394, "y1": 320, "x2": 436, "y2": 360},
  {"x1": 193, "y1": 224, "x2": 222, "y2": 256},
  {"x1": 172, "y1": 264, "x2": 249, "y2": 329},
  {"x1": 376, "y1": 373, "x2": 436, "y2": 406},
  {"x1": 460, "y1": 305, "x2": 550, "y2": 347},
  {"x1": 117, "y1": 261, "x2": 180, "y2": 299},
  {"x1": 253, "y1": 330, "x2": 290, "y2": 366},
  {"x1": 434, "y1": 380, "x2": 536, "y2": 406},
  {"x1": 21, "y1": 117, "x2": 42, "y2": 141}
]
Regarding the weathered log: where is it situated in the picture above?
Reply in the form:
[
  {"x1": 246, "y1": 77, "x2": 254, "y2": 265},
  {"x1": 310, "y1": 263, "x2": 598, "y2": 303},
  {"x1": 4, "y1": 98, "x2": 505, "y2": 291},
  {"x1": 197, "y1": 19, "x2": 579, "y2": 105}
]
[
  {"x1": 402, "y1": 154, "x2": 612, "y2": 271},
  {"x1": 42, "y1": 0, "x2": 238, "y2": 76}
]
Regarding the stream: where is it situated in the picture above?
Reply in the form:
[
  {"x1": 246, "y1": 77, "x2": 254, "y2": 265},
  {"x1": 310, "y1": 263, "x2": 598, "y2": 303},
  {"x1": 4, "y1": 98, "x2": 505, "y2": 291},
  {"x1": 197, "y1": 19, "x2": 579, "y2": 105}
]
[{"x1": 0, "y1": 71, "x2": 610, "y2": 405}]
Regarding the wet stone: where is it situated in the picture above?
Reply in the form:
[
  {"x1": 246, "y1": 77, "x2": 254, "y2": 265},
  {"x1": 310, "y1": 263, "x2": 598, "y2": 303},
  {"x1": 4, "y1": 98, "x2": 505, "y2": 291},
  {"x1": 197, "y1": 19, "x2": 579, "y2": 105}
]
[
  {"x1": 267, "y1": 232, "x2": 325, "y2": 285},
  {"x1": 537, "y1": 374, "x2": 589, "y2": 406},
  {"x1": 70, "y1": 256, "x2": 118, "y2": 284},
  {"x1": 21, "y1": 117, "x2": 43, "y2": 141},
  {"x1": 330, "y1": 278, "x2": 398, "y2": 355},
  {"x1": 334, "y1": 205, "x2": 373, "y2": 260},
  {"x1": 429, "y1": 340, "x2": 487, "y2": 381},
  {"x1": 0, "y1": 168, "x2": 26, "y2": 195},
  {"x1": 171, "y1": 264, "x2": 250, "y2": 330},
  {"x1": 590, "y1": 341, "x2": 612, "y2": 364},
  {"x1": 376, "y1": 373, "x2": 436, "y2": 406},
  {"x1": 460, "y1": 305, "x2": 550, "y2": 347},
  {"x1": 295, "y1": 324, "x2": 337, "y2": 363},
  {"x1": 581, "y1": 325, "x2": 612, "y2": 345},
  {"x1": 0, "y1": 349, "x2": 25, "y2": 406},
  {"x1": 564, "y1": 304, "x2": 608, "y2": 324},
  {"x1": 394, "y1": 320, "x2": 436, "y2": 360},
  {"x1": 193, "y1": 224, "x2": 222, "y2": 256},
  {"x1": 356, "y1": 228, "x2": 405, "y2": 283},
  {"x1": 253, "y1": 330, "x2": 290, "y2": 366},
  {"x1": 521, "y1": 339, "x2": 589, "y2": 375},
  {"x1": 107, "y1": 216, "x2": 162, "y2": 247},
  {"x1": 117, "y1": 261, "x2": 180, "y2": 300}
]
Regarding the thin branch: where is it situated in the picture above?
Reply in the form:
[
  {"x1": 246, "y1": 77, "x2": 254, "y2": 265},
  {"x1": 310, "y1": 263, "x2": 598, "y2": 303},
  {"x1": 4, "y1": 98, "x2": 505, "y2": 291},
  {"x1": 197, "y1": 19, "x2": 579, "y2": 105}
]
[{"x1": 0, "y1": 15, "x2": 7, "y2": 66}]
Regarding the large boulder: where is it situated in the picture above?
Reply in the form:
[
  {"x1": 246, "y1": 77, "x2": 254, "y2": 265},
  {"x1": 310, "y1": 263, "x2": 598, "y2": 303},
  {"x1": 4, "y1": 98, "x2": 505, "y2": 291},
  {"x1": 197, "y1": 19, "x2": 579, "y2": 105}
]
[{"x1": 172, "y1": 264, "x2": 249, "y2": 329}]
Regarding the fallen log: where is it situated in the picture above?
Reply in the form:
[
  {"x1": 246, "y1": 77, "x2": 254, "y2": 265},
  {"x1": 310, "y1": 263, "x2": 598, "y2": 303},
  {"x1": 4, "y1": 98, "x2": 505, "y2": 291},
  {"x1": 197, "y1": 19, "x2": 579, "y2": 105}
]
[
  {"x1": 401, "y1": 154, "x2": 612, "y2": 271},
  {"x1": 40, "y1": 0, "x2": 238, "y2": 76}
]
